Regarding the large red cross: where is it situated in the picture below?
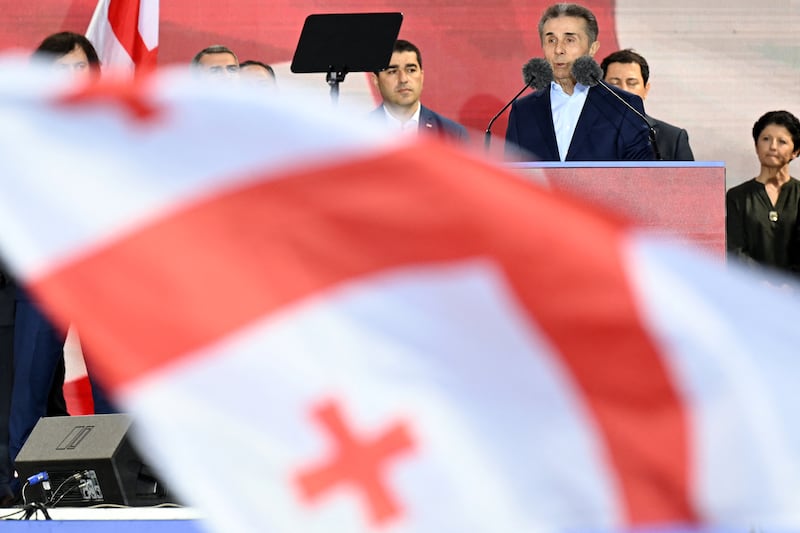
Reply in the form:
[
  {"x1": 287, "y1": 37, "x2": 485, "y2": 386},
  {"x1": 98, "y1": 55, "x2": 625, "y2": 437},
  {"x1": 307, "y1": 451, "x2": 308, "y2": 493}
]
[{"x1": 294, "y1": 399, "x2": 415, "y2": 527}]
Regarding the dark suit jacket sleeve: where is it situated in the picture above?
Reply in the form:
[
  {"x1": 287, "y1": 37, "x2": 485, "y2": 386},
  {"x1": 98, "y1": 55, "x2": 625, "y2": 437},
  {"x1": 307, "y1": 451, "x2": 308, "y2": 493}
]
[
  {"x1": 448, "y1": 121, "x2": 469, "y2": 141},
  {"x1": 506, "y1": 102, "x2": 520, "y2": 147},
  {"x1": 621, "y1": 93, "x2": 655, "y2": 160},
  {"x1": 503, "y1": 93, "x2": 559, "y2": 161},
  {"x1": 439, "y1": 117, "x2": 468, "y2": 141},
  {"x1": 571, "y1": 87, "x2": 654, "y2": 161},
  {"x1": 651, "y1": 118, "x2": 694, "y2": 161},
  {"x1": 420, "y1": 106, "x2": 468, "y2": 142},
  {"x1": 504, "y1": 103, "x2": 525, "y2": 160},
  {"x1": 674, "y1": 128, "x2": 695, "y2": 161}
]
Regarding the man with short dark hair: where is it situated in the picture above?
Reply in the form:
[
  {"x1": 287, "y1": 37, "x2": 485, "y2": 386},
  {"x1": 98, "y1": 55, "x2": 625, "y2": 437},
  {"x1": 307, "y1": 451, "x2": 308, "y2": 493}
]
[
  {"x1": 505, "y1": 3, "x2": 653, "y2": 161},
  {"x1": 369, "y1": 39, "x2": 467, "y2": 141},
  {"x1": 239, "y1": 60, "x2": 276, "y2": 89},
  {"x1": 600, "y1": 49, "x2": 694, "y2": 161},
  {"x1": 192, "y1": 45, "x2": 239, "y2": 81}
]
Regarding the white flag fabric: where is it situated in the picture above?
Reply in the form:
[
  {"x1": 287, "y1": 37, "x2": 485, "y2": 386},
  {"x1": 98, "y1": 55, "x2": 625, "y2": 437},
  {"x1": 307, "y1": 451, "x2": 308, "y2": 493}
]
[
  {"x1": 86, "y1": 0, "x2": 158, "y2": 74},
  {"x1": 0, "y1": 62, "x2": 799, "y2": 532}
]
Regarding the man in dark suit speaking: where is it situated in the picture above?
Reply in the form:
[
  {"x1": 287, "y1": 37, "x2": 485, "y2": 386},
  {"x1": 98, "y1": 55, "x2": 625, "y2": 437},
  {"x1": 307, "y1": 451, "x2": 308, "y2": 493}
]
[
  {"x1": 600, "y1": 49, "x2": 695, "y2": 161},
  {"x1": 505, "y1": 3, "x2": 653, "y2": 161},
  {"x1": 370, "y1": 40, "x2": 467, "y2": 142}
]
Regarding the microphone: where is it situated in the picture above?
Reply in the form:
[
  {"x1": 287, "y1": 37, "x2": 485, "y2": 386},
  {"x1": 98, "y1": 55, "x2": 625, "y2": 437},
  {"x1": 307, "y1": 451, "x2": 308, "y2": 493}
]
[
  {"x1": 485, "y1": 58, "x2": 553, "y2": 149},
  {"x1": 522, "y1": 58, "x2": 554, "y2": 88},
  {"x1": 571, "y1": 56, "x2": 663, "y2": 160}
]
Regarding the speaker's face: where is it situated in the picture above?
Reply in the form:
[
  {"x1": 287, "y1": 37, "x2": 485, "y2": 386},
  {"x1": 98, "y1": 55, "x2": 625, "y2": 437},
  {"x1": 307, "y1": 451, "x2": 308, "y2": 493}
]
[{"x1": 541, "y1": 16, "x2": 599, "y2": 87}]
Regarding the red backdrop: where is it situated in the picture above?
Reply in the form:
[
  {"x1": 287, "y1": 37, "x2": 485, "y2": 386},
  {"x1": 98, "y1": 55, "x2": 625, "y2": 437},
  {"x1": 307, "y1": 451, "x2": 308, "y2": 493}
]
[{"x1": 0, "y1": 0, "x2": 619, "y2": 138}]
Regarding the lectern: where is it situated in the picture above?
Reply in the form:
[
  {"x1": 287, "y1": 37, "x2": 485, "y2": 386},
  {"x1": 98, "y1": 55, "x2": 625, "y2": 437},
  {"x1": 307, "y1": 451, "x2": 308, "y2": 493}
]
[{"x1": 510, "y1": 161, "x2": 726, "y2": 255}]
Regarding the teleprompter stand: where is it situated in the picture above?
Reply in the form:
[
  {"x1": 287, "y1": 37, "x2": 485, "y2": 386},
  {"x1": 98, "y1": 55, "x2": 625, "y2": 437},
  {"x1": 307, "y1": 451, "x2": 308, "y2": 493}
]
[{"x1": 290, "y1": 12, "x2": 403, "y2": 105}]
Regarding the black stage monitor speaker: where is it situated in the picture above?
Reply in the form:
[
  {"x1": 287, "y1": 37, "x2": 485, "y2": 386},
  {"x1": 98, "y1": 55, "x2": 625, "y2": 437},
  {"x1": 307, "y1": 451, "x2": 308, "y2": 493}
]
[{"x1": 14, "y1": 413, "x2": 173, "y2": 507}]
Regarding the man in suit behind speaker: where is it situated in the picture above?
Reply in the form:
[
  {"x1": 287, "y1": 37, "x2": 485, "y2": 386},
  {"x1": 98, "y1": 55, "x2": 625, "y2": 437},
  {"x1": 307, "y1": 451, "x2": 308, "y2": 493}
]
[
  {"x1": 601, "y1": 49, "x2": 695, "y2": 161},
  {"x1": 369, "y1": 39, "x2": 467, "y2": 142}
]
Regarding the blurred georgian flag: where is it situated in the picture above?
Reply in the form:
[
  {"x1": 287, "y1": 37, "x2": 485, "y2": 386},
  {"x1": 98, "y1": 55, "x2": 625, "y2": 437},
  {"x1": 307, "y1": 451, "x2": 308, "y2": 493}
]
[{"x1": 0, "y1": 62, "x2": 798, "y2": 532}]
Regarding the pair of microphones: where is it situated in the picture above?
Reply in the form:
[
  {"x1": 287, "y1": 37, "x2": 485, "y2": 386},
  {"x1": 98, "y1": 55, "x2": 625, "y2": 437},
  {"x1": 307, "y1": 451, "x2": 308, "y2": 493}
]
[{"x1": 485, "y1": 56, "x2": 661, "y2": 160}]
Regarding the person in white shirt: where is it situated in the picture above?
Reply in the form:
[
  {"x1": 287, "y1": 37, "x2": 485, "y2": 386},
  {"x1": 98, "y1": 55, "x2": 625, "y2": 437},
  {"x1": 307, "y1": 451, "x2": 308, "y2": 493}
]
[
  {"x1": 369, "y1": 39, "x2": 467, "y2": 142},
  {"x1": 505, "y1": 3, "x2": 653, "y2": 161}
]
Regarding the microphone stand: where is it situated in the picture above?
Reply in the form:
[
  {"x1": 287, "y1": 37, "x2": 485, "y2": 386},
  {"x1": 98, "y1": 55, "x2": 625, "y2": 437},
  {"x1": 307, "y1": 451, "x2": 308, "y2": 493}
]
[
  {"x1": 591, "y1": 77, "x2": 663, "y2": 161},
  {"x1": 484, "y1": 81, "x2": 532, "y2": 151}
]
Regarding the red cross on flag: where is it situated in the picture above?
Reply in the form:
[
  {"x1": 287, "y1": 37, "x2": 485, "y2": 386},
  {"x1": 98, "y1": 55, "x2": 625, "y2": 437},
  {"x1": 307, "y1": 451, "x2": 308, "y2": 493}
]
[
  {"x1": 86, "y1": 0, "x2": 158, "y2": 75},
  {"x1": 0, "y1": 62, "x2": 799, "y2": 532}
]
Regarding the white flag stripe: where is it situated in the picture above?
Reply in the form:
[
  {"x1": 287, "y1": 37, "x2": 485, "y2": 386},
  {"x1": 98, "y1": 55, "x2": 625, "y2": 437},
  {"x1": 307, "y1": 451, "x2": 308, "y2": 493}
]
[
  {"x1": 138, "y1": 0, "x2": 159, "y2": 49},
  {"x1": 86, "y1": 0, "x2": 132, "y2": 72},
  {"x1": 86, "y1": 0, "x2": 112, "y2": 53},
  {"x1": 124, "y1": 261, "x2": 623, "y2": 532},
  {"x1": 99, "y1": 37, "x2": 135, "y2": 72},
  {"x1": 86, "y1": 0, "x2": 159, "y2": 73},
  {"x1": 63, "y1": 326, "x2": 88, "y2": 381},
  {"x1": 625, "y1": 236, "x2": 800, "y2": 526},
  {"x1": 0, "y1": 65, "x2": 395, "y2": 278},
  {"x1": 5, "y1": 59, "x2": 800, "y2": 532}
]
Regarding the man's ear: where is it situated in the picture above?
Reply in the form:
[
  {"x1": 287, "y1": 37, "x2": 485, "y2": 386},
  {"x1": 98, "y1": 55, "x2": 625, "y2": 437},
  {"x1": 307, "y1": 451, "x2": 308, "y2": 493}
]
[
  {"x1": 642, "y1": 81, "x2": 651, "y2": 100},
  {"x1": 588, "y1": 40, "x2": 600, "y2": 57}
]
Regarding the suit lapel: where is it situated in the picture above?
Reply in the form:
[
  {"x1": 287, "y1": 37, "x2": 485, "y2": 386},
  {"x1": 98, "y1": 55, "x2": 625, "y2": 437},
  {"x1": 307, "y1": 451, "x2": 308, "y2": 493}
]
[{"x1": 529, "y1": 90, "x2": 559, "y2": 161}]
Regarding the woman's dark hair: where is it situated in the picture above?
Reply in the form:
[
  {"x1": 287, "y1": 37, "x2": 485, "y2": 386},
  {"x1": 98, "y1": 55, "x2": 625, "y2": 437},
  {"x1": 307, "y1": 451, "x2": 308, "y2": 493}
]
[
  {"x1": 33, "y1": 31, "x2": 101, "y2": 72},
  {"x1": 752, "y1": 110, "x2": 800, "y2": 151}
]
